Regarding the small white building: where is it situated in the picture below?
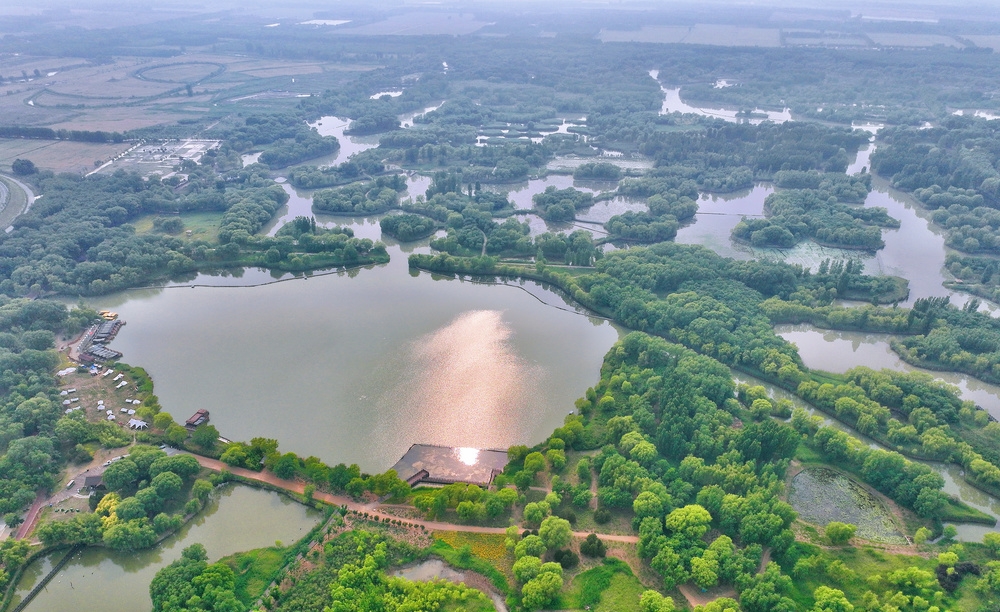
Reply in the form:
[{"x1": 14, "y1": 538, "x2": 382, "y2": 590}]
[{"x1": 127, "y1": 419, "x2": 148, "y2": 430}]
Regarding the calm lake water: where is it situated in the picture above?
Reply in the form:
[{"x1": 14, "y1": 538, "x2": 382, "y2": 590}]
[
  {"x1": 91, "y1": 239, "x2": 619, "y2": 472},
  {"x1": 13, "y1": 485, "x2": 321, "y2": 612}
]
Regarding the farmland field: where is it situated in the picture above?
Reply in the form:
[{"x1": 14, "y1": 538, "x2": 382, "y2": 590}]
[
  {"x1": 0, "y1": 139, "x2": 130, "y2": 173},
  {"x1": 600, "y1": 24, "x2": 781, "y2": 47},
  {"x1": 868, "y1": 33, "x2": 965, "y2": 47},
  {"x1": 599, "y1": 26, "x2": 691, "y2": 44}
]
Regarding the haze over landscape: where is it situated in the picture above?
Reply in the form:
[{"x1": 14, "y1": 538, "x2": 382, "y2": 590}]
[{"x1": 4, "y1": 1, "x2": 1000, "y2": 611}]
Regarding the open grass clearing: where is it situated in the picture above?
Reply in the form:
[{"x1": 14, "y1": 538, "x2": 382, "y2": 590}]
[
  {"x1": 136, "y1": 62, "x2": 225, "y2": 83},
  {"x1": 556, "y1": 557, "x2": 649, "y2": 611},
  {"x1": 599, "y1": 26, "x2": 691, "y2": 44},
  {"x1": 783, "y1": 543, "x2": 982, "y2": 610},
  {"x1": 133, "y1": 211, "x2": 225, "y2": 243},
  {"x1": 222, "y1": 545, "x2": 288, "y2": 605}
]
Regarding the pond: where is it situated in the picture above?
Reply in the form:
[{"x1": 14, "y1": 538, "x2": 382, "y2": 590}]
[
  {"x1": 261, "y1": 174, "x2": 432, "y2": 236},
  {"x1": 306, "y1": 116, "x2": 382, "y2": 168},
  {"x1": 674, "y1": 184, "x2": 772, "y2": 257},
  {"x1": 673, "y1": 169, "x2": 981, "y2": 309},
  {"x1": 788, "y1": 467, "x2": 908, "y2": 544},
  {"x1": 394, "y1": 559, "x2": 506, "y2": 612},
  {"x1": 11, "y1": 484, "x2": 322, "y2": 612}
]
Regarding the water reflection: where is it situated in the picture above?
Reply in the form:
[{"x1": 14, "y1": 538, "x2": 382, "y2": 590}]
[
  {"x1": 89, "y1": 239, "x2": 620, "y2": 472},
  {"x1": 775, "y1": 323, "x2": 1000, "y2": 420},
  {"x1": 674, "y1": 184, "x2": 772, "y2": 257},
  {"x1": 13, "y1": 485, "x2": 321, "y2": 612}
]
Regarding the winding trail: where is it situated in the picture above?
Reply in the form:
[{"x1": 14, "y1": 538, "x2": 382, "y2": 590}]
[{"x1": 188, "y1": 454, "x2": 640, "y2": 543}]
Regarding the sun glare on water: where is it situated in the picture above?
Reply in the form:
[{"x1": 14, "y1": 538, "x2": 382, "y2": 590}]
[{"x1": 457, "y1": 447, "x2": 480, "y2": 466}]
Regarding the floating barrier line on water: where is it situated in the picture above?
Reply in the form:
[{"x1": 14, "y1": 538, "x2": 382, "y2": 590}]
[
  {"x1": 411, "y1": 266, "x2": 615, "y2": 323},
  {"x1": 141, "y1": 263, "x2": 614, "y2": 323},
  {"x1": 140, "y1": 263, "x2": 375, "y2": 291}
]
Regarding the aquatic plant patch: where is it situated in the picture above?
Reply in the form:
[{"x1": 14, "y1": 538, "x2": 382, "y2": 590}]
[{"x1": 788, "y1": 467, "x2": 907, "y2": 544}]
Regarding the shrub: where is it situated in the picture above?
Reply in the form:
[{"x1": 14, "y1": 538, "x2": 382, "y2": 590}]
[
  {"x1": 580, "y1": 533, "x2": 606, "y2": 558},
  {"x1": 594, "y1": 508, "x2": 611, "y2": 524},
  {"x1": 553, "y1": 549, "x2": 579, "y2": 569}
]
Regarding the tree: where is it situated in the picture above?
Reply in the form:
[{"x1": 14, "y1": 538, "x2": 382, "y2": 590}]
[
  {"x1": 539, "y1": 515, "x2": 572, "y2": 550},
  {"x1": 153, "y1": 412, "x2": 174, "y2": 430},
  {"x1": 523, "y1": 452, "x2": 546, "y2": 474},
  {"x1": 272, "y1": 452, "x2": 298, "y2": 479},
  {"x1": 149, "y1": 455, "x2": 200, "y2": 479},
  {"x1": 665, "y1": 504, "x2": 713, "y2": 542},
  {"x1": 522, "y1": 501, "x2": 550, "y2": 527},
  {"x1": 521, "y1": 568, "x2": 562, "y2": 610},
  {"x1": 984, "y1": 531, "x2": 1000, "y2": 556},
  {"x1": 690, "y1": 552, "x2": 720, "y2": 589},
  {"x1": 825, "y1": 522, "x2": 856, "y2": 545},
  {"x1": 166, "y1": 424, "x2": 188, "y2": 445},
  {"x1": 634, "y1": 491, "x2": 664, "y2": 519},
  {"x1": 103, "y1": 519, "x2": 157, "y2": 551},
  {"x1": 652, "y1": 547, "x2": 688, "y2": 590},
  {"x1": 192, "y1": 424, "x2": 219, "y2": 449},
  {"x1": 102, "y1": 458, "x2": 139, "y2": 493},
  {"x1": 192, "y1": 479, "x2": 213, "y2": 504},
  {"x1": 640, "y1": 590, "x2": 676, "y2": 612},
  {"x1": 514, "y1": 535, "x2": 546, "y2": 559},
  {"x1": 811, "y1": 586, "x2": 854, "y2": 612},
  {"x1": 116, "y1": 496, "x2": 147, "y2": 521},
  {"x1": 11, "y1": 159, "x2": 36, "y2": 176},
  {"x1": 151, "y1": 471, "x2": 183, "y2": 500},
  {"x1": 513, "y1": 555, "x2": 542, "y2": 583}
]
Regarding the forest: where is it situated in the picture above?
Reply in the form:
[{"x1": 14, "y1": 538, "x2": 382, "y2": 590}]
[{"x1": 4, "y1": 7, "x2": 1000, "y2": 612}]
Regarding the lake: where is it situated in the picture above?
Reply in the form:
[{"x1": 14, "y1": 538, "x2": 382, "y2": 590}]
[{"x1": 89, "y1": 237, "x2": 620, "y2": 473}]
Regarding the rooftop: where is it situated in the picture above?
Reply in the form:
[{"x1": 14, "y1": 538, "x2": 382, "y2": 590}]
[{"x1": 390, "y1": 444, "x2": 508, "y2": 488}]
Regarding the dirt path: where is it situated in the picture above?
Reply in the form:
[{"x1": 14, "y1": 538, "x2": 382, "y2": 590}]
[
  {"x1": 190, "y1": 454, "x2": 639, "y2": 543},
  {"x1": 677, "y1": 583, "x2": 738, "y2": 609},
  {"x1": 15, "y1": 492, "x2": 47, "y2": 539}
]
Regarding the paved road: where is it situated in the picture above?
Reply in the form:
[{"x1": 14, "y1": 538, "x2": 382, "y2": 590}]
[
  {"x1": 190, "y1": 454, "x2": 640, "y2": 544},
  {"x1": 0, "y1": 173, "x2": 33, "y2": 233}
]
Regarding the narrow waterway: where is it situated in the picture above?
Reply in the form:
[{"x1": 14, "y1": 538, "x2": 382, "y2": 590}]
[{"x1": 650, "y1": 70, "x2": 791, "y2": 123}]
